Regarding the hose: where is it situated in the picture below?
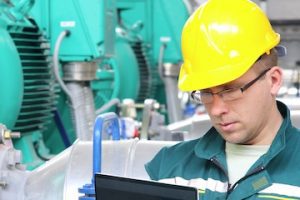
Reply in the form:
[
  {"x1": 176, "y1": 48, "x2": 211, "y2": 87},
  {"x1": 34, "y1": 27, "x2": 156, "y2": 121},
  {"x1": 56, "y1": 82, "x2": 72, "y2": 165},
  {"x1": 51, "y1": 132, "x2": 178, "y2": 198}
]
[
  {"x1": 53, "y1": 30, "x2": 74, "y2": 105},
  {"x1": 95, "y1": 98, "x2": 120, "y2": 115}
]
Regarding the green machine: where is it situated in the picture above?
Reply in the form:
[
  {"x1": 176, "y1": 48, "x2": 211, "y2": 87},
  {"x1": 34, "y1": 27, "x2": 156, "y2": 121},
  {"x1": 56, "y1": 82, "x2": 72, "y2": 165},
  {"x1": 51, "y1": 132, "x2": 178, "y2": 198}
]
[
  {"x1": 0, "y1": 0, "x2": 190, "y2": 169},
  {"x1": 0, "y1": 0, "x2": 59, "y2": 169},
  {"x1": 0, "y1": 0, "x2": 116, "y2": 169},
  {"x1": 113, "y1": 0, "x2": 189, "y2": 123},
  {"x1": 29, "y1": 0, "x2": 117, "y2": 155},
  {"x1": 41, "y1": 0, "x2": 190, "y2": 154}
]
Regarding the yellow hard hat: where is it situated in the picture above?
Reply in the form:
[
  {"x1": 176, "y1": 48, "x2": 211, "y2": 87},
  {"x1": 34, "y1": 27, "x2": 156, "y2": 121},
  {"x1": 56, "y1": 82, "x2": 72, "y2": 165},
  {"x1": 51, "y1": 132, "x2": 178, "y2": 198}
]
[{"x1": 178, "y1": 0, "x2": 280, "y2": 91}]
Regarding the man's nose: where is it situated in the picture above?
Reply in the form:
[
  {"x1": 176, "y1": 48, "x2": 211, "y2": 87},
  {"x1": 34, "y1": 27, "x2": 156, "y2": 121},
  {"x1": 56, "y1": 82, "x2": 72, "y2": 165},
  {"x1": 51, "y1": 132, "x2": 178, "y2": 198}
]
[{"x1": 208, "y1": 94, "x2": 229, "y2": 116}]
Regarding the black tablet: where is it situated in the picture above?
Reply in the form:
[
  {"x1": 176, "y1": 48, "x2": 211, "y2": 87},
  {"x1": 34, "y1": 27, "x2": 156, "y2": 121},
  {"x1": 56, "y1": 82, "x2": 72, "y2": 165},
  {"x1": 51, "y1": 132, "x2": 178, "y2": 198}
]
[{"x1": 95, "y1": 173, "x2": 198, "y2": 200}]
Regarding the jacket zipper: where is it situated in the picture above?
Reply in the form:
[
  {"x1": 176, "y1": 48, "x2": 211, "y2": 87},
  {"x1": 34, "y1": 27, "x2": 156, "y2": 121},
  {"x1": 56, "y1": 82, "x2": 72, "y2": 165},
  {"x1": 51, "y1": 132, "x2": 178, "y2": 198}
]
[
  {"x1": 210, "y1": 157, "x2": 266, "y2": 199},
  {"x1": 210, "y1": 157, "x2": 231, "y2": 191},
  {"x1": 226, "y1": 165, "x2": 265, "y2": 198}
]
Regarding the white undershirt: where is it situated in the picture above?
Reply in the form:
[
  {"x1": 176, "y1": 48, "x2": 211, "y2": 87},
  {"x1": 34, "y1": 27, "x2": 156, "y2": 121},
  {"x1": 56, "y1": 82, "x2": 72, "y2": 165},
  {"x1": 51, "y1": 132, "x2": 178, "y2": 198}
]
[{"x1": 225, "y1": 142, "x2": 270, "y2": 185}]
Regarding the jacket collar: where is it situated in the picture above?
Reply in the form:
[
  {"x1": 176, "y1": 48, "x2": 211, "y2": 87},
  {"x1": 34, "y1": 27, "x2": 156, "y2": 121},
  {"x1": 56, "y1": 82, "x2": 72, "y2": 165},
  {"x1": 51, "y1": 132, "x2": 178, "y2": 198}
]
[
  {"x1": 261, "y1": 100, "x2": 291, "y2": 166},
  {"x1": 194, "y1": 127, "x2": 224, "y2": 160},
  {"x1": 194, "y1": 101, "x2": 292, "y2": 166}
]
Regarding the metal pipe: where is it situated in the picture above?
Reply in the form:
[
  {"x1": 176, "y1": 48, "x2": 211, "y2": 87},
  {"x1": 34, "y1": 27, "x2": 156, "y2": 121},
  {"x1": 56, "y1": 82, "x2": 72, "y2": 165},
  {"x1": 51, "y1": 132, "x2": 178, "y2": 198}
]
[
  {"x1": 53, "y1": 31, "x2": 96, "y2": 140},
  {"x1": 93, "y1": 112, "x2": 121, "y2": 176},
  {"x1": 67, "y1": 82, "x2": 95, "y2": 140},
  {"x1": 164, "y1": 76, "x2": 183, "y2": 122},
  {"x1": 158, "y1": 43, "x2": 183, "y2": 123}
]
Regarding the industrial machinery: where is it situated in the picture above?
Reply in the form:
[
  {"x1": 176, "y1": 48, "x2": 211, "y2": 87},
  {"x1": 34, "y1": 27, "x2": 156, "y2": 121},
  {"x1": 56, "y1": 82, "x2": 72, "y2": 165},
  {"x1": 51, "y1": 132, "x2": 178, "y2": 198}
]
[
  {"x1": 28, "y1": 0, "x2": 117, "y2": 159},
  {"x1": 0, "y1": 0, "x2": 190, "y2": 169},
  {"x1": 1, "y1": 0, "x2": 116, "y2": 170},
  {"x1": 0, "y1": 0, "x2": 300, "y2": 199},
  {"x1": 30, "y1": 0, "x2": 190, "y2": 162},
  {"x1": 0, "y1": 0, "x2": 118, "y2": 169},
  {"x1": 0, "y1": 114, "x2": 178, "y2": 199},
  {"x1": 0, "y1": 0, "x2": 191, "y2": 198},
  {"x1": 0, "y1": 0, "x2": 59, "y2": 169}
]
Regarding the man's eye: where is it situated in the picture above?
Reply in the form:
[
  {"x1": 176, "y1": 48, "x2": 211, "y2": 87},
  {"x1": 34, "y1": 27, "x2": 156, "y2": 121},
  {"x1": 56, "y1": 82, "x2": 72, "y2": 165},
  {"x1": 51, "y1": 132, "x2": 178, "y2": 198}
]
[
  {"x1": 223, "y1": 88, "x2": 234, "y2": 92},
  {"x1": 219, "y1": 88, "x2": 236, "y2": 94},
  {"x1": 222, "y1": 86, "x2": 235, "y2": 91},
  {"x1": 224, "y1": 86, "x2": 238, "y2": 91}
]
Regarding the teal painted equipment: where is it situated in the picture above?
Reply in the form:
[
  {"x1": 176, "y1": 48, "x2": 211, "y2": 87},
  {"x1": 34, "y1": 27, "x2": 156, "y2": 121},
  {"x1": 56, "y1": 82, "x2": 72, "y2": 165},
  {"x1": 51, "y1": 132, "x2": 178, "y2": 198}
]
[
  {"x1": 114, "y1": 37, "x2": 140, "y2": 100},
  {"x1": 115, "y1": 0, "x2": 189, "y2": 103},
  {"x1": 0, "y1": 0, "x2": 190, "y2": 169},
  {"x1": 42, "y1": 0, "x2": 189, "y2": 151},
  {"x1": 28, "y1": 0, "x2": 118, "y2": 155},
  {"x1": 117, "y1": 0, "x2": 187, "y2": 63},
  {"x1": 0, "y1": 0, "x2": 58, "y2": 169},
  {"x1": 0, "y1": 26, "x2": 23, "y2": 129},
  {"x1": 31, "y1": 0, "x2": 115, "y2": 61}
]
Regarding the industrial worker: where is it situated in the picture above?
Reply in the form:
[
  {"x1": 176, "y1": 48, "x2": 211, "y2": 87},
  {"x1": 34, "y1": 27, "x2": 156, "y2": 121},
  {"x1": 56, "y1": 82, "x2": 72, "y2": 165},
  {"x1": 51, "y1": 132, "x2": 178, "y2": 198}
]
[{"x1": 145, "y1": 0, "x2": 300, "y2": 199}]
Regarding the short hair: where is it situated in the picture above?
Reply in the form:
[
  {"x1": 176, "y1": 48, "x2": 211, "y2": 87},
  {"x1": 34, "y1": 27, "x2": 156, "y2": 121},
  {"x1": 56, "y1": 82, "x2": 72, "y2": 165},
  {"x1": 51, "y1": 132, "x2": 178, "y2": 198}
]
[{"x1": 253, "y1": 48, "x2": 278, "y2": 74}]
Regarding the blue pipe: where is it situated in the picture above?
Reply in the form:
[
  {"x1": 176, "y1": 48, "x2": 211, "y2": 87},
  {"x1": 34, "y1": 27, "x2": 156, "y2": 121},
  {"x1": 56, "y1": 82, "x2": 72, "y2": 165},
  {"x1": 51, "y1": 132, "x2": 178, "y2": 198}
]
[
  {"x1": 78, "y1": 112, "x2": 120, "y2": 199},
  {"x1": 93, "y1": 112, "x2": 120, "y2": 175}
]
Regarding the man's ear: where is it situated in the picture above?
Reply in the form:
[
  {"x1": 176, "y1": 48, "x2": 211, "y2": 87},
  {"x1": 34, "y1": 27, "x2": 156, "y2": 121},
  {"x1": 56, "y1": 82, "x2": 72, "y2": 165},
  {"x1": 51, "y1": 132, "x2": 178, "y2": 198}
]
[{"x1": 269, "y1": 66, "x2": 283, "y2": 96}]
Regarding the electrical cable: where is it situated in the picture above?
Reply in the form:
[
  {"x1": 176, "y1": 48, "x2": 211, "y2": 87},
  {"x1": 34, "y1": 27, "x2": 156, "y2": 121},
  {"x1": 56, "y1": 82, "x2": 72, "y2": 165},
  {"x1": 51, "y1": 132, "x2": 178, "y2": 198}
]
[
  {"x1": 53, "y1": 30, "x2": 74, "y2": 105},
  {"x1": 33, "y1": 141, "x2": 50, "y2": 161}
]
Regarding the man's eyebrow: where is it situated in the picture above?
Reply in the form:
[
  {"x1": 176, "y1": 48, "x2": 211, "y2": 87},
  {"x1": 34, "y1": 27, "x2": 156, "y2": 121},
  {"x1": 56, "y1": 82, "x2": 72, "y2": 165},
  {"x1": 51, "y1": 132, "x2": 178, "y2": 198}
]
[
  {"x1": 225, "y1": 75, "x2": 251, "y2": 87},
  {"x1": 218, "y1": 81, "x2": 243, "y2": 89}
]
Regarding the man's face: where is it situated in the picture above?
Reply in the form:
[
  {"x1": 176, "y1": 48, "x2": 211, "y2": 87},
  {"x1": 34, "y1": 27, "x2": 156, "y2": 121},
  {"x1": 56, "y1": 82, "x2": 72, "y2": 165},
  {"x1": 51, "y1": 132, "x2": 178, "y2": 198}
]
[{"x1": 203, "y1": 65, "x2": 279, "y2": 145}]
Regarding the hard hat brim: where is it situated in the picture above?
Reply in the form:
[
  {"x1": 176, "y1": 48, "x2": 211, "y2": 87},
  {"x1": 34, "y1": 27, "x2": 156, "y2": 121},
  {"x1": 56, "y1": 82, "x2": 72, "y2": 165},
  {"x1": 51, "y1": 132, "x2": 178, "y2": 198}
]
[{"x1": 178, "y1": 57, "x2": 255, "y2": 92}]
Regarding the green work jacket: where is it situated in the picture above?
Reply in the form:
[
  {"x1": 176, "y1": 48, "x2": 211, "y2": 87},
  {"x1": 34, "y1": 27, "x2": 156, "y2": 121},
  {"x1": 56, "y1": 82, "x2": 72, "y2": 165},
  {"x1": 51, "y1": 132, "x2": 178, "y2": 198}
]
[{"x1": 145, "y1": 101, "x2": 300, "y2": 199}]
